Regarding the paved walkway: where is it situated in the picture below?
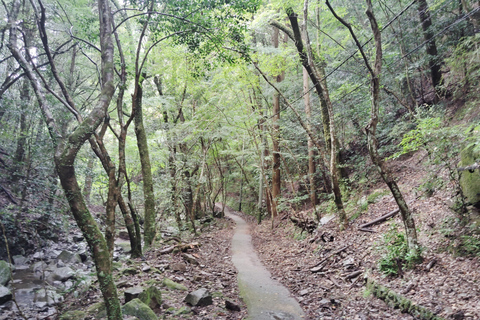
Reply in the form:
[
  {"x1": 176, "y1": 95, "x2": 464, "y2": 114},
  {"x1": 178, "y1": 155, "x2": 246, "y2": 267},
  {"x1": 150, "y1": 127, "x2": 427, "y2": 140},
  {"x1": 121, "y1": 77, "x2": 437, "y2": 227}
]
[{"x1": 225, "y1": 207, "x2": 305, "y2": 320}]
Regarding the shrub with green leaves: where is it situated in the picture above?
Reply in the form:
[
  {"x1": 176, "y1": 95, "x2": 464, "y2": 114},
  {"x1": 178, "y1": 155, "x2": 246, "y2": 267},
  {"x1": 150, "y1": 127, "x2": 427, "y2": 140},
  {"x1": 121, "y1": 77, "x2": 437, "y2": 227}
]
[{"x1": 378, "y1": 224, "x2": 422, "y2": 276}]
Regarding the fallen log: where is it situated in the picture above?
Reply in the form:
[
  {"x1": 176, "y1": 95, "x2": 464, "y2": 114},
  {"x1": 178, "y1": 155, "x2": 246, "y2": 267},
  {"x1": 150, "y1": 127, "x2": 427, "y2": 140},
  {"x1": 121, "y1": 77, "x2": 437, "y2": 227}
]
[
  {"x1": 159, "y1": 242, "x2": 200, "y2": 255},
  {"x1": 358, "y1": 228, "x2": 376, "y2": 233},
  {"x1": 358, "y1": 208, "x2": 399, "y2": 229},
  {"x1": 345, "y1": 270, "x2": 363, "y2": 280}
]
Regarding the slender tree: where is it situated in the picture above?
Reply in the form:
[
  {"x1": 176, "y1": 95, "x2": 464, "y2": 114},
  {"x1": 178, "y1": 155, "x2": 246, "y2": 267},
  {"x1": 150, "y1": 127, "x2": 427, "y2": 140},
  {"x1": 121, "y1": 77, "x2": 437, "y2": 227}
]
[{"x1": 326, "y1": 0, "x2": 419, "y2": 253}]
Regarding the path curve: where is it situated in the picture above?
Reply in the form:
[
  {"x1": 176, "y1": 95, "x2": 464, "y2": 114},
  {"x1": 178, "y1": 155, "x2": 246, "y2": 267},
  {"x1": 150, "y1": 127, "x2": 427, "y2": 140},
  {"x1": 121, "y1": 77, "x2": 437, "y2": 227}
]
[{"x1": 225, "y1": 207, "x2": 305, "y2": 320}]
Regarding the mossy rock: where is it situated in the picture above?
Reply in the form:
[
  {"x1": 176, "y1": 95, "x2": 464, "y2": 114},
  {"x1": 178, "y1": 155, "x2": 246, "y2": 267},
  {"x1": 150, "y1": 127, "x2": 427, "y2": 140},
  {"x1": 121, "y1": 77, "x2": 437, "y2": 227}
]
[
  {"x1": 139, "y1": 286, "x2": 162, "y2": 309},
  {"x1": 162, "y1": 278, "x2": 187, "y2": 291},
  {"x1": 0, "y1": 260, "x2": 11, "y2": 286},
  {"x1": 174, "y1": 306, "x2": 191, "y2": 315},
  {"x1": 122, "y1": 298, "x2": 158, "y2": 320},
  {"x1": 86, "y1": 301, "x2": 106, "y2": 319},
  {"x1": 459, "y1": 144, "x2": 480, "y2": 206},
  {"x1": 60, "y1": 310, "x2": 87, "y2": 320},
  {"x1": 122, "y1": 267, "x2": 138, "y2": 275}
]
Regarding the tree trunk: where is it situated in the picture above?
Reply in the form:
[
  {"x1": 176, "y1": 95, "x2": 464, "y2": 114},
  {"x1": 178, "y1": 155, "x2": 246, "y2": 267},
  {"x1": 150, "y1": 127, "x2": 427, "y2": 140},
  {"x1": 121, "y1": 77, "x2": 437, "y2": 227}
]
[
  {"x1": 83, "y1": 157, "x2": 95, "y2": 204},
  {"x1": 284, "y1": 6, "x2": 347, "y2": 228},
  {"x1": 133, "y1": 74, "x2": 156, "y2": 247},
  {"x1": 417, "y1": 0, "x2": 443, "y2": 89},
  {"x1": 327, "y1": 0, "x2": 419, "y2": 252},
  {"x1": 303, "y1": 67, "x2": 318, "y2": 213},
  {"x1": 8, "y1": 0, "x2": 123, "y2": 318},
  {"x1": 271, "y1": 26, "x2": 283, "y2": 218}
]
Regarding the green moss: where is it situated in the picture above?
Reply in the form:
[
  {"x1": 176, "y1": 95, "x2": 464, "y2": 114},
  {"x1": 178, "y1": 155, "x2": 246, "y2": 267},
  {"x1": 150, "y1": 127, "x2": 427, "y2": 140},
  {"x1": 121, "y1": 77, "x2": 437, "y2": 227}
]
[
  {"x1": 365, "y1": 278, "x2": 446, "y2": 320},
  {"x1": 138, "y1": 286, "x2": 162, "y2": 309},
  {"x1": 459, "y1": 144, "x2": 480, "y2": 205},
  {"x1": 162, "y1": 278, "x2": 187, "y2": 291},
  {"x1": 122, "y1": 298, "x2": 158, "y2": 320},
  {"x1": 59, "y1": 310, "x2": 87, "y2": 320}
]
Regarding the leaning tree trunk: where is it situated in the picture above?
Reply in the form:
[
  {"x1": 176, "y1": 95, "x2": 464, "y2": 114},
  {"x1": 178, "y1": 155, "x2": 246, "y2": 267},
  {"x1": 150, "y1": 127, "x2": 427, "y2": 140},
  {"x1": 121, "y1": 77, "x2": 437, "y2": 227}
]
[
  {"x1": 282, "y1": 6, "x2": 347, "y2": 228},
  {"x1": 327, "y1": 0, "x2": 419, "y2": 252},
  {"x1": 8, "y1": 0, "x2": 122, "y2": 318},
  {"x1": 133, "y1": 74, "x2": 156, "y2": 247}
]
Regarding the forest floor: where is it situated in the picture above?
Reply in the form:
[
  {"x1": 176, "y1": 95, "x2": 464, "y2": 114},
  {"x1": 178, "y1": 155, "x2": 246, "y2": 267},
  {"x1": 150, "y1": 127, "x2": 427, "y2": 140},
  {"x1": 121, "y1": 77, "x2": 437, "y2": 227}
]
[
  {"x1": 60, "y1": 217, "x2": 248, "y2": 320},
  {"x1": 249, "y1": 150, "x2": 480, "y2": 320},
  {"x1": 36, "y1": 152, "x2": 480, "y2": 320}
]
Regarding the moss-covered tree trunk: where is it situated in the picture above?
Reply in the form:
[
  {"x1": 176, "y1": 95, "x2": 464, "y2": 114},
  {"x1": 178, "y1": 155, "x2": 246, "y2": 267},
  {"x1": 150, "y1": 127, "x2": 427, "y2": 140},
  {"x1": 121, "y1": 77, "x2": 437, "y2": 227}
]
[
  {"x1": 133, "y1": 74, "x2": 156, "y2": 247},
  {"x1": 417, "y1": 0, "x2": 443, "y2": 90},
  {"x1": 8, "y1": 0, "x2": 122, "y2": 318}
]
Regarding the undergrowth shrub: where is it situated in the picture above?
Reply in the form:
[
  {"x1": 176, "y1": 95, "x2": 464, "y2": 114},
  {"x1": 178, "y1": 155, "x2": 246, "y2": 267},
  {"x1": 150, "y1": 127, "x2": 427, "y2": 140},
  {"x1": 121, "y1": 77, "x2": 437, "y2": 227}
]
[{"x1": 377, "y1": 224, "x2": 422, "y2": 276}]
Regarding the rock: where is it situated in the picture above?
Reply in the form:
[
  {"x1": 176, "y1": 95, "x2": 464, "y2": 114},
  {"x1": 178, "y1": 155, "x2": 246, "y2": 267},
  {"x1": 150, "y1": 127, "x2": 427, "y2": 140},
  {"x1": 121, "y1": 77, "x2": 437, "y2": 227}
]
[
  {"x1": 0, "y1": 260, "x2": 11, "y2": 286},
  {"x1": 49, "y1": 267, "x2": 75, "y2": 282},
  {"x1": 138, "y1": 286, "x2": 162, "y2": 309},
  {"x1": 122, "y1": 298, "x2": 158, "y2": 320},
  {"x1": 459, "y1": 144, "x2": 480, "y2": 206},
  {"x1": 87, "y1": 301, "x2": 107, "y2": 319},
  {"x1": 142, "y1": 265, "x2": 151, "y2": 272},
  {"x1": 59, "y1": 310, "x2": 86, "y2": 320},
  {"x1": 12, "y1": 255, "x2": 28, "y2": 266},
  {"x1": 174, "y1": 306, "x2": 191, "y2": 315},
  {"x1": 225, "y1": 300, "x2": 241, "y2": 311},
  {"x1": 162, "y1": 278, "x2": 187, "y2": 291},
  {"x1": 32, "y1": 261, "x2": 48, "y2": 273},
  {"x1": 37, "y1": 289, "x2": 63, "y2": 306},
  {"x1": 182, "y1": 253, "x2": 199, "y2": 265},
  {"x1": 72, "y1": 234, "x2": 84, "y2": 242},
  {"x1": 125, "y1": 287, "x2": 144, "y2": 303},
  {"x1": 184, "y1": 288, "x2": 212, "y2": 307},
  {"x1": 169, "y1": 262, "x2": 186, "y2": 272},
  {"x1": 299, "y1": 289, "x2": 310, "y2": 296},
  {"x1": 122, "y1": 267, "x2": 138, "y2": 275},
  {"x1": 32, "y1": 251, "x2": 45, "y2": 260},
  {"x1": 0, "y1": 285, "x2": 12, "y2": 304},
  {"x1": 451, "y1": 310, "x2": 465, "y2": 320},
  {"x1": 118, "y1": 229, "x2": 129, "y2": 240},
  {"x1": 57, "y1": 250, "x2": 82, "y2": 264},
  {"x1": 78, "y1": 251, "x2": 88, "y2": 262}
]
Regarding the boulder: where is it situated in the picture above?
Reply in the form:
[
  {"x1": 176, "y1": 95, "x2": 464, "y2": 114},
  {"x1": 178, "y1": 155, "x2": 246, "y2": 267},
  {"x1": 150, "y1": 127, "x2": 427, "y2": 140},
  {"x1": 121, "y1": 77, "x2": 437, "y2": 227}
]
[
  {"x1": 36, "y1": 289, "x2": 63, "y2": 306},
  {"x1": 59, "y1": 310, "x2": 86, "y2": 320},
  {"x1": 57, "y1": 250, "x2": 82, "y2": 264},
  {"x1": 0, "y1": 260, "x2": 11, "y2": 286},
  {"x1": 162, "y1": 278, "x2": 187, "y2": 291},
  {"x1": 459, "y1": 144, "x2": 480, "y2": 206},
  {"x1": 138, "y1": 286, "x2": 162, "y2": 309},
  {"x1": 184, "y1": 288, "x2": 212, "y2": 307},
  {"x1": 125, "y1": 287, "x2": 144, "y2": 303},
  {"x1": 12, "y1": 255, "x2": 28, "y2": 266},
  {"x1": 122, "y1": 298, "x2": 158, "y2": 320},
  {"x1": 49, "y1": 267, "x2": 75, "y2": 282},
  {"x1": 0, "y1": 285, "x2": 12, "y2": 304}
]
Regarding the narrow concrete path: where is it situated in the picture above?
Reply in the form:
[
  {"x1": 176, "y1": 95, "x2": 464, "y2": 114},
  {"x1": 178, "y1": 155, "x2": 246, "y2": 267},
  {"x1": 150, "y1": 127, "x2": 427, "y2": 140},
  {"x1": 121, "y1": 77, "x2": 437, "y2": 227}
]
[{"x1": 225, "y1": 207, "x2": 305, "y2": 320}]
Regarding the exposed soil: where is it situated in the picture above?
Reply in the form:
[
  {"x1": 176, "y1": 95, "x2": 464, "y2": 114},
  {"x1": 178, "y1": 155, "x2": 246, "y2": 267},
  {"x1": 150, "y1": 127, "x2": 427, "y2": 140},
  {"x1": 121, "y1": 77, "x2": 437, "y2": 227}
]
[{"x1": 250, "y1": 151, "x2": 480, "y2": 320}]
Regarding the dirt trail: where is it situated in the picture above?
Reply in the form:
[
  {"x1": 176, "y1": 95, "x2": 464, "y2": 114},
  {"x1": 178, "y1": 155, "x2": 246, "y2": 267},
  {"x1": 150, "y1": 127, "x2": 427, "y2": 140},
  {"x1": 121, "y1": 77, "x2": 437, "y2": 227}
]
[{"x1": 225, "y1": 207, "x2": 305, "y2": 320}]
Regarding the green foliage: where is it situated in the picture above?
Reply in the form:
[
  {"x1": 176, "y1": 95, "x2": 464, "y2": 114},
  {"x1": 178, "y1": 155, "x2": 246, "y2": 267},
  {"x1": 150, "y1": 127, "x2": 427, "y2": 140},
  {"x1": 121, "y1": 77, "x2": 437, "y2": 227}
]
[{"x1": 377, "y1": 224, "x2": 422, "y2": 276}]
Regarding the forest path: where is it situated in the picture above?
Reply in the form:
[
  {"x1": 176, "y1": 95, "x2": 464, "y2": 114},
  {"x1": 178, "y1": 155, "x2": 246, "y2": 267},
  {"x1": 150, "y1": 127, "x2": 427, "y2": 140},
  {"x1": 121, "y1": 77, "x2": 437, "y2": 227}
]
[{"x1": 224, "y1": 206, "x2": 305, "y2": 320}]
